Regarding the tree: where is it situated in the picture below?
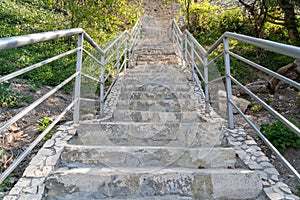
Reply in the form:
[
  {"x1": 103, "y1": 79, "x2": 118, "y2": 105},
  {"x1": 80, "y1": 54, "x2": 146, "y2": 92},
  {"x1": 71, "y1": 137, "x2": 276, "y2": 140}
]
[
  {"x1": 276, "y1": 0, "x2": 300, "y2": 46},
  {"x1": 185, "y1": 0, "x2": 192, "y2": 29},
  {"x1": 37, "y1": 0, "x2": 142, "y2": 42},
  {"x1": 238, "y1": 0, "x2": 268, "y2": 39}
]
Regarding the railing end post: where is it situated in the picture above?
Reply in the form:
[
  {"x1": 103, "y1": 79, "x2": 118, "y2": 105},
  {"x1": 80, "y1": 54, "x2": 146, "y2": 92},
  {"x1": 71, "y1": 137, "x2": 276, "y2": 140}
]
[
  {"x1": 73, "y1": 33, "x2": 83, "y2": 125},
  {"x1": 204, "y1": 56, "x2": 210, "y2": 113},
  {"x1": 223, "y1": 37, "x2": 235, "y2": 129},
  {"x1": 99, "y1": 55, "x2": 105, "y2": 118}
]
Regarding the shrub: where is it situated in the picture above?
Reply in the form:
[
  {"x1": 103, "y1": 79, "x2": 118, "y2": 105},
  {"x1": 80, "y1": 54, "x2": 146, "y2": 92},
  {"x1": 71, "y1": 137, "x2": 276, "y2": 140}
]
[
  {"x1": 0, "y1": 82, "x2": 20, "y2": 108},
  {"x1": 219, "y1": 7, "x2": 244, "y2": 33},
  {"x1": 260, "y1": 120, "x2": 300, "y2": 152},
  {"x1": 36, "y1": 116, "x2": 53, "y2": 140}
]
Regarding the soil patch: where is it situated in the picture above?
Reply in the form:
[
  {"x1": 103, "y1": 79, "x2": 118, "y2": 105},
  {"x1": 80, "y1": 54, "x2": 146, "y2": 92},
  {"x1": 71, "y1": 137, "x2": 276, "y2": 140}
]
[
  {"x1": 234, "y1": 85, "x2": 300, "y2": 195},
  {"x1": 0, "y1": 79, "x2": 72, "y2": 197}
]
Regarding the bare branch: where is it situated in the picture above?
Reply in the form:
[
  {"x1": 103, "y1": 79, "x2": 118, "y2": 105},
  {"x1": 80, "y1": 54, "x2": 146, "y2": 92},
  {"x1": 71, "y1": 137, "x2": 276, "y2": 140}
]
[{"x1": 267, "y1": 19, "x2": 285, "y2": 26}]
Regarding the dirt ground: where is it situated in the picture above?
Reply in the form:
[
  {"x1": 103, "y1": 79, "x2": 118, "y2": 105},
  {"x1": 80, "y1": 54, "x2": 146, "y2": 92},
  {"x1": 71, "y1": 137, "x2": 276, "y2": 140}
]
[
  {"x1": 0, "y1": 79, "x2": 72, "y2": 197},
  {"x1": 234, "y1": 85, "x2": 300, "y2": 195}
]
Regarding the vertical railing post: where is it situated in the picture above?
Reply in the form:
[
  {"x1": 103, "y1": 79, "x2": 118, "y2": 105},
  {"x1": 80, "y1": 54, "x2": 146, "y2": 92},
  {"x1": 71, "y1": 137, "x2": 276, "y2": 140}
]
[
  {"x1": 223, "y1": 37, "x2": 234, "y2": 129},
  {"x1": 116, "y1": 42, "x2": 120, "y2": 76},
  {"x1": 73, "y1": 33, "x2": 83, "y2": 126},
  {"x1": 99, "y1": 54, "x2": 105, "y2": 117},
  {"x1": 204, "y1": 55, "x2": 210, "y2": 113},
  {"x1": 124, "y1": 38, "x2": 127, "y2": 72},
  {"x1": 184, "y1": 32, "x2": 188, "y2": 67},
  {"x1": 180, "y1": 35, "x2": 184, "y2": 67},
  {"x1": 191, "y1": 40, "x2": 195, "y2": 81},
  {"x1": 172, "y1": 21, "x2": 175, "y2": 43},
  {"x1": 136, "y1": 21, "x2": 141, "y2": 45}
]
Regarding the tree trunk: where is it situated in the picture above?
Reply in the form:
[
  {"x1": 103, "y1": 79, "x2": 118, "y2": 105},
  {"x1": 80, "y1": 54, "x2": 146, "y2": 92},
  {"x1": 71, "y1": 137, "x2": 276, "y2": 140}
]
[
  {"x1": 278, "y1": 0, "x2": 300, "y2": 46},
  {"x1": 185, "y1": 0, "x2": 191, "y2": 30}
]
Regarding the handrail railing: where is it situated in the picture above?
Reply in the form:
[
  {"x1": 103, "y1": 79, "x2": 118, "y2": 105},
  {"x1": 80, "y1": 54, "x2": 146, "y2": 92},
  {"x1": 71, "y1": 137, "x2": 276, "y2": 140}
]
[
  {"x1": 0, "y1": 19, "x2": 141, "y2": 183},
  {"x1": 172, "y1": 19, "x2": 300, "y2": 182}
]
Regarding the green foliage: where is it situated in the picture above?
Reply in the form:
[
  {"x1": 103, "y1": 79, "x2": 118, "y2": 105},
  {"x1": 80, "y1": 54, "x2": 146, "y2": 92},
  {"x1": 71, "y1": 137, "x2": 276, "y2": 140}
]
[
  {"x1": 0, "y1": 0, "x2": 141, "y2": 89},
  {"x1": 0, "y1": 0, "x2": 69, "y2": 38},
  {"x1": 0, "y1": 173, "x2": 14, "y2": 192},
  {"x1": 180, "y1": 0, "x2": 299, "y2": 85},
  {"x1": 219, "y1": 8, "x2": 244, "y2": 33},
  {"x1": 261, "y1": 120, "x2": 300, "y2": 152},
  {"x1": 265, "y1": 98, "x2": 271, "y2": 105},
  {"x1": 36, "y1": 116, "x2": 53, "y2": 140},
  {"x1": 0, "y1": 82, "x2": 19, "y2": 108},
  {"x1": 251, "y1": 105, "x2": 261, "y2": 112},
  {"x1": 0, "y1": 82, "x2": 36, "y2": 108},
  {"x1": 22, "y1": 95, "x2": 35, "y2": 104}
]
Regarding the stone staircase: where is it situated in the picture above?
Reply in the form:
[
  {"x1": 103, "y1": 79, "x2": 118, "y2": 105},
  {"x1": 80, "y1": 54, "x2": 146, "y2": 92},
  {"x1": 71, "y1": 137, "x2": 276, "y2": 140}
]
[{"x1": 43, "y1": 17, "x2": 263, "y2": 200}]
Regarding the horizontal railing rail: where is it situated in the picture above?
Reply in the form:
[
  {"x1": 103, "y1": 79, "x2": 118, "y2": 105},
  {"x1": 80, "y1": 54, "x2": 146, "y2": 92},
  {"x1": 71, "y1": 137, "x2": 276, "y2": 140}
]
[
  {"x1": 172, "y1": 19, "x2": 300, "y2": 182},
  {"x1": 0, "y1": 19, "x2": 141, "y2": 183},
  {"x1": 0, "y1": 28, "x2": 84, "y2": 51}
]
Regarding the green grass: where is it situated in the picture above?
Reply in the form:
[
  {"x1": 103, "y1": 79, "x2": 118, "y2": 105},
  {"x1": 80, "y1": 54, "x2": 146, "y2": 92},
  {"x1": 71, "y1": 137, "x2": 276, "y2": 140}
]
[{"x1": 0, "y1": 0, "x2": 77, "y2": 89}]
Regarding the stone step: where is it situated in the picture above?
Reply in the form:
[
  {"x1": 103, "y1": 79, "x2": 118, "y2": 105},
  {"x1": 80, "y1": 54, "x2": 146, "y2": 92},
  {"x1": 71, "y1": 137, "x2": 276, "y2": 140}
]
[
  {"x1": 124, "y1": 71, "x2": 187, "y2": 80},
  {"x1": 105, "y1": 195, "x2": 193, "y2": 200},
  {"x1": 118, "y1": 91, "x2": 194, "y2": 100},
  {"x1": 73, "y1": 122, "x2": 223, "y2": 147},
  {"x1": 122, "y1": 76, "x2": 186, "y2": 83},
  {"x1": 129, "y1": 64, "x2": 180, "y2": 70},
  {"x1": 124, "y1": 71, "x2": 180, "y2": 76},
  {"x1": 45, "y1": 167, "x2": 262, "y2": 200},
  {"x1": 136, "y1": 55, "x2": 179, "y2": 62},
  {"x1": 134, "y1": 49, "x2": 177, "y2": 55},
  {"x1": 125, "y1": 70, "x2": 178, "y2": 75},
  {"x1": 124, "y1": 70, "x2": 183, "y2": 77},
  {"x1": 125, "y1": 67, "x2": 182, "y2": 73},
  {"x1": 112, "y1": 110, "x2": 199, "y2": 123},
  {"x1": 120, "y1": 78, "x2": 188, "y2": 87},
  {"x1": 115, "y1": 99, "x2": 195, "y2": 112},
  {"x1": 135, "y1": 42, "x2": 175, "y2": 49},
  {"x1": 136, "y1": 61, "x2": 180, "y2": 66},
  {"x1": 60, "y1": 145, "x2": 237, "y2": 169},
  {"x1": 120, "y1": 83, "x2": 193, "y2": 93},
  {"x1": 136, "y1": 42, "x2": 176, "y2": 49},
  {"x1": 46, "y1": 194, "x2": 193, "y2": 200},
  {"x1": 131, "y1": 52, "x2": 180, "y2": 65}
]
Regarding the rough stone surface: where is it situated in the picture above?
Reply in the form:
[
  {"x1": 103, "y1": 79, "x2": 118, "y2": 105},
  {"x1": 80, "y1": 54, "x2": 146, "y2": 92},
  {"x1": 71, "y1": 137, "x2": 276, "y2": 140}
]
[
  {"x1": 217, "y1": 90, "x2": 251, "y2": 113},
  {"x1": 5, "y1": 0, "x2": 298, "y2": 199},
  {"x1": 45, "y1": 167, "x2": 261, "y2": 200},
  {"x1": 224, "y1": 126, "x2": 299, "y2": 200},
  {"x1": 4, "y1": 125, "x2": 77, "y2": 200}
]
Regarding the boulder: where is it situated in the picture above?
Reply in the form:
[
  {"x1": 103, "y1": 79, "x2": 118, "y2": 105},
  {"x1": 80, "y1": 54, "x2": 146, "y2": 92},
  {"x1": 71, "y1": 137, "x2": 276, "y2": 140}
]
[{"x1": 217, "y1": 90, "x2": 251, "y2": 114}]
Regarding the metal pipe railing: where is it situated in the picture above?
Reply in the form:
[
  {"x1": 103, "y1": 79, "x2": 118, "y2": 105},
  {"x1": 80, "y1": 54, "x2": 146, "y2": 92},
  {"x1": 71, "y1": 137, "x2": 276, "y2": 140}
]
[
  {"x1": 229, "y1": 51, "x2": 300, "y2": 90},
  {"x1": 0, "y1": 48, "x2": 79, "y2": 84},
  {"x1": 171, "y1": 19, "x2": 300, "y2": 182},
  {"x1": 83, "y1": 31, "x2": 105, "y2": 56},
  {"x1": 0, "y1": 28, "x2": 84, "y2": 51},
  {"x1": 0, "y1": 72, "x2": 80, "y2": 134},
  {"x1": 224, "y1": 32, "x2": 300, "y2": 60},
  {"x1": 0, "y1": 18, "x2": 141, "y2": 184},
  {"x1": 229, "y1": 98, "x2": 300, "y2": 182},
  {"x1": 230, "y1": 75, "x2": 300, "y2": 137},
  {"x1": 0, "y1": 99, "x2": 77, "y2": 183},
  {"x1": 73, "y1": 33, "x2": 84, "y2": 125}
]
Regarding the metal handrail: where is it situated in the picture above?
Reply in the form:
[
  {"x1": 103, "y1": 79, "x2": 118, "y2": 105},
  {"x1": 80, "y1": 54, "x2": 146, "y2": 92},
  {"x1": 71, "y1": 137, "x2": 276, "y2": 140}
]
[
  {"x1": 0, "y1": 48, "x2": 80, "y2": 83},
  {"x1": 0, "y1": 28, "x2": 84, "y2": 51},
  {"x1": 172, "y1": 19, "x2": 300, "y2": 182},
  {"x1": 0, "y1": 19, "x2": 141, "y2": 183},
  {"x1": 224, "y1": 32, "x2": 300, "y2": 60}
]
